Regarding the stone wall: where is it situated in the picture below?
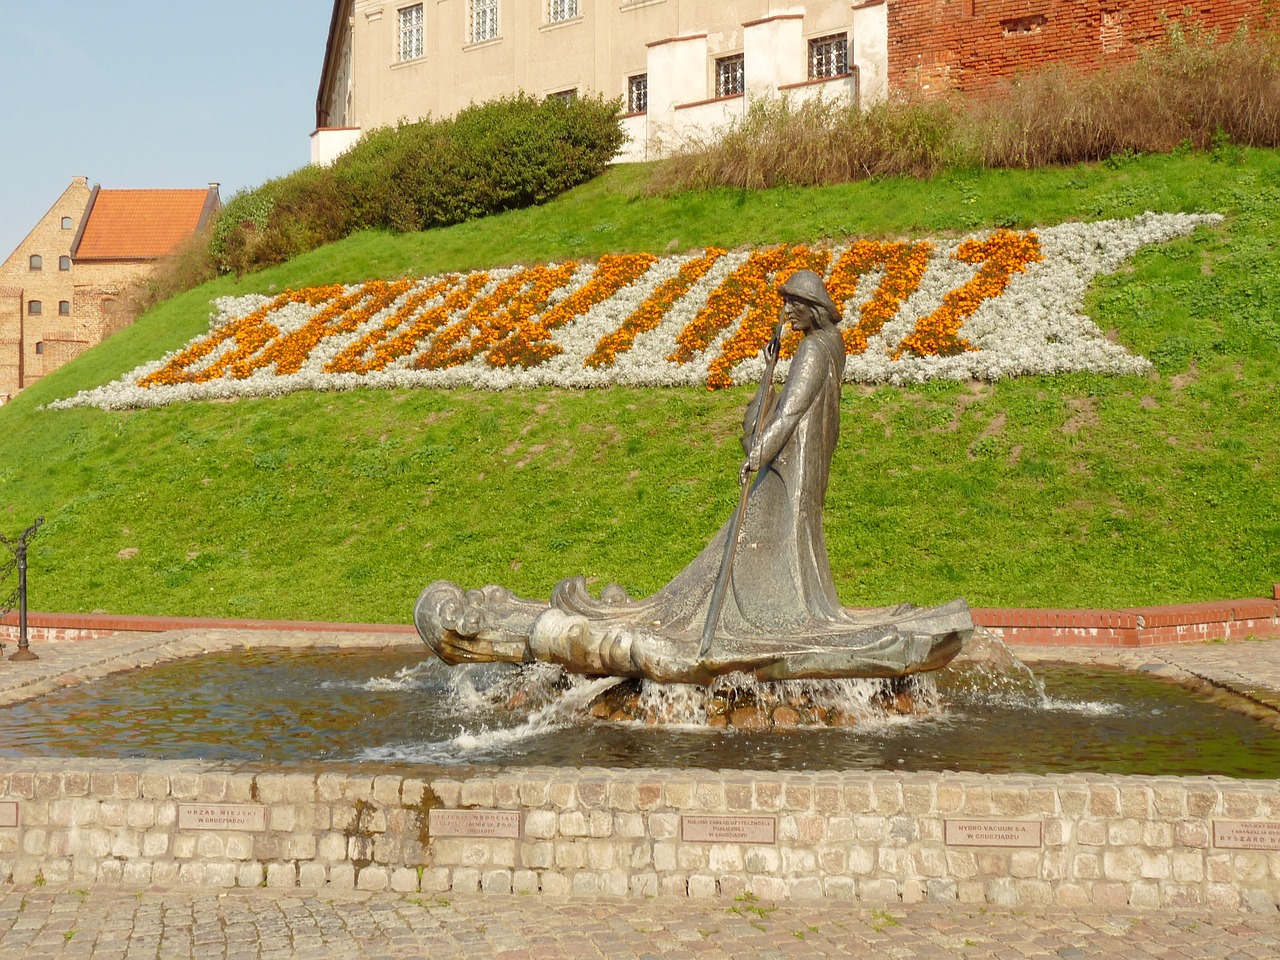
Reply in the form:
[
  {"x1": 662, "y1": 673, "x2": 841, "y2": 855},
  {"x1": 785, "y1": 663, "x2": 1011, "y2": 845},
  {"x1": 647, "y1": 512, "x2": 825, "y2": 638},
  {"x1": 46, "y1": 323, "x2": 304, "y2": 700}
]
[
  {"x1": 2, "y1": 760, "x2": 1277, "y2": 911},
  {"x1": 888, "y1": 0, "x2": 1263, "y2": 95}
]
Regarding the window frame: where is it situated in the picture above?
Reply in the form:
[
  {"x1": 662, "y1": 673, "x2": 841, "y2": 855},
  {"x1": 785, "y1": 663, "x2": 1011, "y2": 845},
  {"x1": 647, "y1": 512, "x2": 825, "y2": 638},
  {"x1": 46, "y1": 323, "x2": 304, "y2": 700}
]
[
  {"x1": 714, "y1": 53, "x2": 745, "y2": 98},
  {"x1": 58, "y1": 300, "x2": 71, "y2": 316},
  {"x1": 398, "y1": 3, "x2": 424, "y2": 62},
  {"x1": 547, "y1": 0, "x2": 578, "y2": 23},
  {"x1": 471, "y1": 0, "x2": 499, "y2": 43},
  {"x1": 807, "y1": 33, "x2": 850, "y2": 81},
  {"x1": 28, "y1": 255, "x2": 42, "y2": 271},
  {"x1": 28, "y1": 300, "x2": 42, "y2": 316},
  {"x1": 627, "y1": 73, "x2": 649, "y2": 114},
  {"x1": 59, "y1": 255, "x2": 72, "y2": 271},
  {"x1": 61, "y1": 216, "x2": 73, "y2": 230}
]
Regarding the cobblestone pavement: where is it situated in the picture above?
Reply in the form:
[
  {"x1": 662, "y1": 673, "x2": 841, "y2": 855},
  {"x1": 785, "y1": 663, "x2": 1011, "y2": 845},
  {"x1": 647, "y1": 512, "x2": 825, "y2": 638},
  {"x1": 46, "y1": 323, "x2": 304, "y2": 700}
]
[
  {"x1": 2, "y1": 885, "x2": 1280, "y2": 960},
  {"x1": 2, "y1": 632, "x2": 1280, "y2": 958}
]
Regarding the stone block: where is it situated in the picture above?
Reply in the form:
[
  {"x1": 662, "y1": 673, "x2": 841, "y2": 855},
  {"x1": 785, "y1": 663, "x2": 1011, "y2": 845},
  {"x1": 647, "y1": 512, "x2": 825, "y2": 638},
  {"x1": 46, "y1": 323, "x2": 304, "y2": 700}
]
[
  {"x1": 518, "y1": 778, "x2": 548, "y2": 807},
  {"x1": 559, "y1": 811, "x2": 587, "y2": 837},
  {"x1": 1174, "y1": 820, "x2": 1209, "y2": 848},
  {"x1": 265, "y1": 863, "x2": 296, "y2": 888},
  {"x1": 420, "y1": 867, "x2": 450, "y2": 893},
  {"x1": 1185, "y1": 788, "x2": 1218, "y2": 818},
  {"x1": 1163, "y1": 882, "x2": 1202, "y2": 908},
  {"x1": 170, "y1": 773, "x2": 199, "y2": 799},
  {"x1": 602, "y1": 871, "x2": 629, "y2": 897},
  {"x1": 677, "y1": 844, "x2": 709, "y2": 871},
  {"x1": 341, "y1": 777, "x2": 374, "y2": 802},
  {"x1": 987, "y1": 877, "x2": 1018, "y2": 906},
  {"x1": 142, "y1": 831, "x2": 169, "y2": 858},
  {"x1": 653, "y1": 841, "x2": 677, "y2": 872},
  {"x1": 316, "y1": 773, "x2": 347, "y2": 802},
  {"x1": 781, "y1": 846, "x2": 817, "y2": 874},
  {"x1": 960, "y1": 786, "x2": 992, "y2": 816},
  {"x1": 125, "y1": 801, "x2": 155, "y2": 829},
  {"x1": 1206, "y1": 883, "x2": 1241, "y2": 909},
  {"x1": 664, "y1": 780, "x2": 695, "y2": 809},
  {"x1": 226, "y1": 776, "x2": 255, "y2": 803},
  {"x1": 824, "y1": 876, "x2": 858, "y2": 900},
  {"x1": 650, "y1": 813, "x2": 678, "y2": 840},
  {"x1": 848, "y1": 845, "x2": 876, "y2": 876},
  {"x1": 659, "y1": 875, "x2": 689, "y2": 897},
  {"x1": 240, "y1": 862, "x2": 268, "y2": 887},
  {"x1": 991, "y1": 787, "x2": 1029, "y2": 816},
  {"x1": 297, "y1": 862, "x2": 327, "y2": 888},
  {"x1": 902, "y1": 879, "x2": 925, "y2": 904},
  {"x1": 372, "y1": 776, "x2": 401, "y2": 807},
  {"x1": 1119, "y1": 785, "x2": 1153, "y2": 818},
  {"x1": 513, "y1": 869, "x2": 540, "y2": 895},
  {"x1": 122, "y1": 861, "x2": 153, "y2": 886},
  {"x1": 1107, "y1": 818, "x2": 1142, "y2": 845},
  {"x1": 357, "y1": 866, "x2": 390, "y2": 891},
  {"x1": 814, "y1": 784, "x2": 843, "y2": 814},
  {"x1": 328, "y1": 862, "x2": 355, "y2": 889},
  {"x1": 140, "y1": 773, "x2": 169, "y2": 800},
  {"x1": 269, "y1": 806, "x2": 297, "y2": 833},
  {"x1": 206, "y1": 862, "x2": 238, "y2": 888},
  {"x1": 1092, "y1": 881, "x2": 1129, "y2": 908},
  {"x1": 637, "y1": 781, "x2": 663, "y2": 811},
  {"x1": 608, "y1": 781, "x2": 639, "y2": 812},
  {"x1": 859, "y1": 878, "x2": 898, "y2": 903},
  {"x1": 782, "y1": 783, "x2": 812, "y2": 812},
  {"x1": 460, "y1": 779, "x2": 494, "y2": 808},
  {"x1": 843, "y1": 782, "x2": 873, "y2": 814},
  {"x1": 589, "y1": 810, "x2": 613, "y2": 838},
  {"x1": 197, "y1": 833, "x2": 226, "y2": 859},
  {"x1": 63, "y1": 771, "x2": 89, "y2": 797},
  {"x1": 549, "y1": 781, "x2": 576, "y2": 810},
  {"x1": 872, "y1": 781, "x2": 903, "y2": 814},
  {"x1": 926, "y1": 879, "x2": 957, "y2": 902},
  {"x1": 1171, "y1": 850, "x2": 1204, "y2": 883},
  {"x1": 587, "y1": 843, "x2": 614, "y2": 870},
  {"x1": 110, "y1": 830, "x2": 141, "y2": 859},
  {"x1": 522, "y1": 841, "x2": 553, "y2": 869},
  {"x1": 578, "y1": 780, "x2": 608, "y2": 808},
  {"x1": 494, "y1": 777, "x2": 521, "y2": 808},
  {"x1": 755, "y1": 782, "x2": 783, "y2": 811},
  {"x1": 178, "y1": 862, "x2": 207, "y2": 885},
  {"x1": 152, "y1": 861, "x2": 181, "y2": 885},
  {"x1": 1102, "y1": 849, "x2": 1141, "y2": 882},
  {"x1": 615, "y1": 812, "x2": 645, "y2": 839},
  {"x1": 630, "y1": 873, "x2": 658, "y2": 897},
  {"x1": 789, "y1": 876, "x2": 824, "y2": 899},
  {"x1": 33, "y1": 772, "x2": 61, "y2": 800},
  {"x1": 1129, "y1": 881, "x2": 1160, "y2": 909},
  {"x1": 540, "y1": 871, "x2": 570, "y2": 895},
  {"x1": 854, "y1": 816, "x2": 887, "y2": 842},
  {"x1": 571, "y1": 871, "x2": 601, "y2": 896},
  {"x1": 21, "y1": 829, "x2": 46, "y2": 856},
  {"x1": 1152, "y1": 785, "x2": 1187, "y2": 817},
  {"x1": 711, "y1": 845, "x2": 745, "y2": 872},
  {"x1": 556, "y1": 840, "x2": 586, "y2": 869},
  {"x1": 196, "y1": 774, "x2": 228, "y2": 802},
  {"x1": 1087, "y1": 784, "x2": 1120, "y2": 817}
]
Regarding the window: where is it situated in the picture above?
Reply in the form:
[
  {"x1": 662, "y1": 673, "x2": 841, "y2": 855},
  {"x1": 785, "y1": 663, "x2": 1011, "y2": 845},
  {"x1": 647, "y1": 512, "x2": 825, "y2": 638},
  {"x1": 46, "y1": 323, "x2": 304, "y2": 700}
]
[
  {"x1": 59, "y1": 256, "x2": 71, "y2": 271},
  {"x1": 548, "y1": 0, "x2": 578, "y2": 22},
  {"x1": 715, "y1": 54, "x2": 744, "y2": 98},
  {"x1": 28, "y1": 255, "x2": 42, "y2": 271},
  {"x1": 808, "y1": 33, "x2": 849, "y2": 79},
  {"x1": 627, "y1": 74, "x2": 648, "y2": 114},
  {"x1": 398, "y1": 4, "x2": 424, "y2": 61},
  {"x1": 35, "y1": 342, "x2": 44, "y2": 355},
  {"x1": 61, "y1": 216, "x2": 73, "y2": 230},
  {"x1": 59, "y1": 300, "x2": 71, "y2": 316},
  {"x1": 547, "y1": 88, "x2": 577, "y2": 105},
  {"x1": 28, "y1": 301, "x2": 41, "y2": 316},
  {"x1": 471, "y1": 0, "x2": 499, "y2": 42}
]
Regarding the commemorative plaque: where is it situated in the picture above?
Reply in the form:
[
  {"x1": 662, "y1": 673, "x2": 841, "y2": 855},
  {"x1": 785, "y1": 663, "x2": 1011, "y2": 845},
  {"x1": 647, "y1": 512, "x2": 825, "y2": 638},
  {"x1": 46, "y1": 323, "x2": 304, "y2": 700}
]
[
  {"x1": 176, "y1": 803, "x2": 267, "y2": 832},
  {"x1": 945, "y1": 819, "x2": 1043, "y2": 848},
  {"x1": 429, "y1": 809, "x2": 522, "y2": 839},
  {"x1": 1213, "y1": 820, "x2": 1280, "y2": 851},
  {"x1": 0, "y1": 801, "x2": 17, "y2": 828},
  {"x1": 680, "y1": 815, "x2": 776, "y2": 844}
]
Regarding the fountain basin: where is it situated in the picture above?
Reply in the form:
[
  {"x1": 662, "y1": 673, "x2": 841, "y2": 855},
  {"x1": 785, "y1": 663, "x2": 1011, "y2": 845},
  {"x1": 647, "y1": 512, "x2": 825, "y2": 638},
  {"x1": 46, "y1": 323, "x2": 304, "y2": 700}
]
[{"x1": 0, "y1": 637, "x2": 1277, "y2": 911}]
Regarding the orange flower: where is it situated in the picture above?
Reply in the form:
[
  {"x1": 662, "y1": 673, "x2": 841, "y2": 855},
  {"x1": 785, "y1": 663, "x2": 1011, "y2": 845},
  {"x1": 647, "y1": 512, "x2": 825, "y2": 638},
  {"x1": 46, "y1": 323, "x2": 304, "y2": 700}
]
[
  {"x1": 585, "y1": 248, "x2": 725, "y2": 369},
  {"x1": 895, "y1": 230, "x2": 1042, "y2": 359}
]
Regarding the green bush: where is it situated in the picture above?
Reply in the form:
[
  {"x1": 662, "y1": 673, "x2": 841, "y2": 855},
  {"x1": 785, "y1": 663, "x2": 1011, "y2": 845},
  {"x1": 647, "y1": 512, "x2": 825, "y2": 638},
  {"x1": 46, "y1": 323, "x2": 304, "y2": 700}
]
[{"x1": 208, "y1": 93, "x2": 624, "y2": 275}]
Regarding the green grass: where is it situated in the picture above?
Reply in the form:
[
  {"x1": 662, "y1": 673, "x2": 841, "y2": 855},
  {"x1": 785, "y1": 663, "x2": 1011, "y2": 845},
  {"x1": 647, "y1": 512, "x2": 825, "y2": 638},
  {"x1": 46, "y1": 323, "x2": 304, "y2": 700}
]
[{"x1": 1, "y1": 150, "x2": 1278, "y2": 620}]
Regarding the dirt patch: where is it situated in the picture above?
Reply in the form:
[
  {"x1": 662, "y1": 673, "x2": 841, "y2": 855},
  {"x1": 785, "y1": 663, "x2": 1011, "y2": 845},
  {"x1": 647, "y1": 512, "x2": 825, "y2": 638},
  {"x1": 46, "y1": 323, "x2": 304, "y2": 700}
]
[{"x1": 1061, "y1": 397, "x2": 1099, "y2": 435}]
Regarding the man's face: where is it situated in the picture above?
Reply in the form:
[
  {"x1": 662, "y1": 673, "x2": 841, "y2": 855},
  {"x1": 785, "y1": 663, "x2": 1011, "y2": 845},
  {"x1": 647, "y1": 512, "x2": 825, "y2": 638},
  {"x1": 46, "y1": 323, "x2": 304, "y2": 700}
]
[{"x1": 783, "y1": 296, "x2": 818, "y2": 333}]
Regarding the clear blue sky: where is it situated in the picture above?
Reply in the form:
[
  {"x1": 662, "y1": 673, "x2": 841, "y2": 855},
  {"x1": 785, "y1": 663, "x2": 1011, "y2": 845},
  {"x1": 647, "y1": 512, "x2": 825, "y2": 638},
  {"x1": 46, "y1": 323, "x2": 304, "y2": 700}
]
[{"x1": 0, "y1": 1, "x2": 332, "y2": 258}]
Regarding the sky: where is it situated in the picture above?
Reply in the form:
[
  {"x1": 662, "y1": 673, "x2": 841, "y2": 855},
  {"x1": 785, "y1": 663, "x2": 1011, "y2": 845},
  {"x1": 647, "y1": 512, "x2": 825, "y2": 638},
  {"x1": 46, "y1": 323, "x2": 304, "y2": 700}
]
[{"x1": 0, "y1": 1, "x2": 333, "y2": 258}]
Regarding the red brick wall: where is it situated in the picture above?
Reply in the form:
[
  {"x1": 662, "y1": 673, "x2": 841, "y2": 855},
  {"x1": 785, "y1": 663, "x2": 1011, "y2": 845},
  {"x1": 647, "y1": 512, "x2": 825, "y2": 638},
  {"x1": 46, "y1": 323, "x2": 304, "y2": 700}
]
[{"x1": 888, "y1": 0, "x2": 1267, "y2": 95}]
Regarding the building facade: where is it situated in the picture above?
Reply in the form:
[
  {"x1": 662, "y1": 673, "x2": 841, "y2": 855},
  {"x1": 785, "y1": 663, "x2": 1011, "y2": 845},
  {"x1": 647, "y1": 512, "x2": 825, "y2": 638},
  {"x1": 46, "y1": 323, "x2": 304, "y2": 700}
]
[
  {"x1": 0, "y1": 179, "x2": 220, "y2": 402},
  {"x1": 313, "y1": 0, "x2": 886, "y2": 163},
  {"x1": 312, "y1": 0, "x2": 1266, "y2": 164}
]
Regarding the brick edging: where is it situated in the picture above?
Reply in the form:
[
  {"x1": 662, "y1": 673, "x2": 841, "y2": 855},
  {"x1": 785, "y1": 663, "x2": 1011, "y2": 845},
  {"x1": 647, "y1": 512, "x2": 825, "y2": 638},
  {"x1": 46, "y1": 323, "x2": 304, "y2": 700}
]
[{"x1": 2, "y1": 594, "x2": 1279, "y2": 647}]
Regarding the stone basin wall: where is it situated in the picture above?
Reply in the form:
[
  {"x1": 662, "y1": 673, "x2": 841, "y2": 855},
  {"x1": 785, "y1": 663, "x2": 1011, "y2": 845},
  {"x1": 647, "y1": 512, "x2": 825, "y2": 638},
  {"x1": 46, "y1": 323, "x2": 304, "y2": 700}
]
[{"x1": 1, "y1": 760, "x2": 1278, "y2": 912}]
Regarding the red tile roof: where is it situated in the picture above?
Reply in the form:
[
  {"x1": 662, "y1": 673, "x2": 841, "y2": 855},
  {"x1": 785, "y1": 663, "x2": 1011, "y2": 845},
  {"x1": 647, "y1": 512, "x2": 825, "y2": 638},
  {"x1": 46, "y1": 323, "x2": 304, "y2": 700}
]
[{"x1": 73, "y1": 188, "x2": 217, "y2": 261}]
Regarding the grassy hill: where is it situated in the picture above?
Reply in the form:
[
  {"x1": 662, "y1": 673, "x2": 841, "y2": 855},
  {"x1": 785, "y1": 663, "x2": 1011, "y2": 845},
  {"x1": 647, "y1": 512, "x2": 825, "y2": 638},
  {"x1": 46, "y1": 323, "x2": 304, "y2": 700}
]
[{"x1": 2, "y1": 151, "x2": 1277, "y2": 622}]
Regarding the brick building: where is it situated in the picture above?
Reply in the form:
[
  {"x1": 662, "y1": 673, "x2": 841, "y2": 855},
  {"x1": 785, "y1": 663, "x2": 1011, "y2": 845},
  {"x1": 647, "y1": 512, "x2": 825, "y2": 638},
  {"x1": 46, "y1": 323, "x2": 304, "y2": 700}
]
[
  {"x1": 888, "y1": 0, "x2": 1264, "y2": 95},
  {"x1": 0, "y1": 178, "x2": 220, "y2": 402}
]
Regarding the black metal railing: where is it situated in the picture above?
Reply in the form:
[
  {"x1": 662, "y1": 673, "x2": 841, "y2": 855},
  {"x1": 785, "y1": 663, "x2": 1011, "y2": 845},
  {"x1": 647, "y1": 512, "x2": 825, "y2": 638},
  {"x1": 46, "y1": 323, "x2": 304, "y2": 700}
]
[{"x1": 0, "y1": 516, "x2": 44, "y2": 661}]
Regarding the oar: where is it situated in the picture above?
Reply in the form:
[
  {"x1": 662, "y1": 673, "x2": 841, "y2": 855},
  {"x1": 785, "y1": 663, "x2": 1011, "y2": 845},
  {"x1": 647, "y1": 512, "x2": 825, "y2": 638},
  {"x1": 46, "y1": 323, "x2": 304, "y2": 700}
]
[{"x1": 697, "y1": 309, "x2": 788, "y2": 662}]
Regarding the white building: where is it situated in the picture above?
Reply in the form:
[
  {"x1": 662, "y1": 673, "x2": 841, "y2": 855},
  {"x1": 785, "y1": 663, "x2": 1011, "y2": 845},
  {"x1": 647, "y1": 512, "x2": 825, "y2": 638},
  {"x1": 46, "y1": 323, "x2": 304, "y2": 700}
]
[{"x1": 313, "y1": 1, "x2": 888, "y2": 164}]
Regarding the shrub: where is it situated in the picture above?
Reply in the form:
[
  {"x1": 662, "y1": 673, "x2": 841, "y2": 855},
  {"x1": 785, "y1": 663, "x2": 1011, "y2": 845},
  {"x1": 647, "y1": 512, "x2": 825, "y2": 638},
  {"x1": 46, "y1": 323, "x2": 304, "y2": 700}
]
[
  {"x1": 654, "y1": 21, "x2": 1280, "y2": 189},
  {"x1": 208, "y1": 93, "x2": 624, "y2": 275}
]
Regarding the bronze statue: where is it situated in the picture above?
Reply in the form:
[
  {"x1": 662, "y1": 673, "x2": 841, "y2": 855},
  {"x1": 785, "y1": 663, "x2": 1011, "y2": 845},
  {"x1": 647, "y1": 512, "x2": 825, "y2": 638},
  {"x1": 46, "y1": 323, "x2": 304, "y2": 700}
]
[{"x1": 416, "y1": 270, "x2": 972, "y2": 684}]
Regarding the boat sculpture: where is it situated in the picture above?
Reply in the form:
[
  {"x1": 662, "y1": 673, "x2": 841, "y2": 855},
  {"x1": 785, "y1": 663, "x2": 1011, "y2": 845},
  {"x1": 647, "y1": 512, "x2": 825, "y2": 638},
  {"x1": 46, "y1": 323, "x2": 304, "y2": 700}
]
[{"x1": 415, "y1": 270, "x2": 972, "y2": 685}]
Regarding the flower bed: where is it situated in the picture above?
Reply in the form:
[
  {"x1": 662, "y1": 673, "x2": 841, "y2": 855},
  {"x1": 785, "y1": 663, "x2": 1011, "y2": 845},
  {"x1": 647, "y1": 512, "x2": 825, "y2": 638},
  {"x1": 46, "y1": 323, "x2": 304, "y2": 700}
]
[{"x1": 50, "y1": 213, "x2": 1220, "y2": 410}]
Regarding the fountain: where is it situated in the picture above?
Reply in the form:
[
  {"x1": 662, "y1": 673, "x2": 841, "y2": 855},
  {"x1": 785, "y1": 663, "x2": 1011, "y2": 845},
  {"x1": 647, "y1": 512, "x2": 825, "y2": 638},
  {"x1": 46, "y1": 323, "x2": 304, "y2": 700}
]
[{"x1": 415, "y1": 271, "x2": 972, "y2": 716}]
